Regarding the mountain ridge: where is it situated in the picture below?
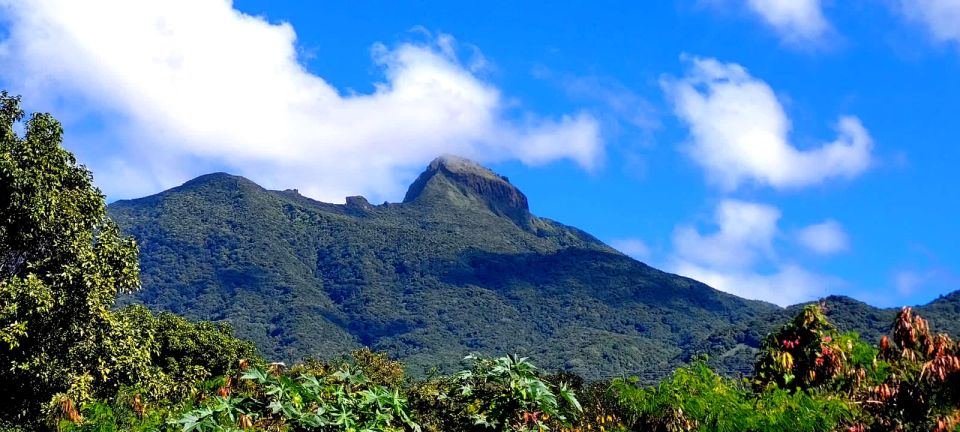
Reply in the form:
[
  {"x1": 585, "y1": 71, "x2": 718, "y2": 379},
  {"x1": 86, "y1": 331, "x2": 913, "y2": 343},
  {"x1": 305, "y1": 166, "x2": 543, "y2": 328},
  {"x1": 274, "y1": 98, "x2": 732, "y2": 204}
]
[{"x1": 108, "y1": 156, "x2": 960, "y2": 381}]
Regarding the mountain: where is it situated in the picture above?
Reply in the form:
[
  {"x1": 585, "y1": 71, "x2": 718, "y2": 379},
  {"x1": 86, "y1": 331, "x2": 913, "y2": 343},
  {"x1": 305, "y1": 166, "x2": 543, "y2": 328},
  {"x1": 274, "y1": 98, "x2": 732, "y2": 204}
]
[{"x1": 108, "y1": 156, "x2": 960, "y2": 381}]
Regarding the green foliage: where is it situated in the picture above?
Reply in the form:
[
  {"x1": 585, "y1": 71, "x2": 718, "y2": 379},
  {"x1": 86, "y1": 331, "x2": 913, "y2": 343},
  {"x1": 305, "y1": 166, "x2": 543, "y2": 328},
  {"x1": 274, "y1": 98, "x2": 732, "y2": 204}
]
[
  {"x1": 854, "y1": 307, "x2": 960, "y2": 431},
  {"x1": 0, "y1": 90, "x2": 143, "y2": 423},
  {"x1": 113, "y1": 305, "x2": 261, "y2": 401},
  {"x1": 613, "y1": 304, "x2": 960, "y2": 432},
  {"x1": 408, "y1": 354, "x2": 581, "y2": 432},
  {"x1": 542, "y1": 371, "x2": 624, "y2": 432},
  {"x1": 55, "y1": 386, "x2": 181, "y2": 432},
  {"x1": 754, "y1": 304, "x2": 851, "y2": 391},
  {"x1": 613, "y1": 359, "x2": 857, "y2": 432},
  {"x1": 293, "y1": 348, "x2": 407, "y2": 389},
  {"x1": 174, "y1": 363, "x2": 419, "y2": 432},
  {"x1": 0, "y1": 92, "x2": 264, "y2": 430}
]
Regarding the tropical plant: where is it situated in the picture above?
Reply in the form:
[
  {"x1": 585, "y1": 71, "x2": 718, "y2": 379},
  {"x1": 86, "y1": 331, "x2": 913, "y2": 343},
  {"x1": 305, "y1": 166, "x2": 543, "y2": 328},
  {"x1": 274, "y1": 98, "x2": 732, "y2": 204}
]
[
  {"x1": 409, "y1": 354, "x2": 581, "y2": 432},
  {"x1": 613, "y1": 357, "x2": 857, "y2": 432},
  {"x1": 0, "y1": 91, "x2": 265, "y2": 431},
  {"x1": 174, "y1": 362, "x2": 419, "y2": 431},
  {"x1": 753, "y1": 304, "x2": 854, "y2": 391},
  {"x1": 113, "y1": 305, "x2": 260, "y2": 402},
  {"x1": 543, "y1": 371, "x2": 624, "y2": 432},
  {"x1": 54, "y1": 385, "x2": 181, "y2": 432},
  {"x1": 858, "y1": 307, "x2": 960, "y2": 431},
  {"x1": 293, "y1": 348, "x2": 407, "y2": 390}
]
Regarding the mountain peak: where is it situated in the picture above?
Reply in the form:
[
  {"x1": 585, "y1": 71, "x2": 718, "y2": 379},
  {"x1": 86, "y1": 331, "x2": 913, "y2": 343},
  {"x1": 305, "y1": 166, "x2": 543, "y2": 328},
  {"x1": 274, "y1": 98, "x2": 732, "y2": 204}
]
[
  {"x1": 403, "y1": 155, "x2": 531, "y2": 225},
  {"x1": 430, "y1": 154, "x2": 503, "y2": 181}
]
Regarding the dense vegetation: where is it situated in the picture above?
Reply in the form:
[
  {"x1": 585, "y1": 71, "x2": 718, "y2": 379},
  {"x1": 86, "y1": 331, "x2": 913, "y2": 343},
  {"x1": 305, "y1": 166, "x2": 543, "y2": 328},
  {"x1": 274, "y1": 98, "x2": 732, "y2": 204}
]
[
  {"x1": 107, "y1": 150, "x2": 960, "y2": 383},
  {"x1": 0, "y1": 91, "x2": 257, "y2": 429},
  {"x1": 105, "y1": 158, "x2": 758, "y2": 380},
  {"x1": 4, "y1": 92, "x2": 960, "y2": 431}
]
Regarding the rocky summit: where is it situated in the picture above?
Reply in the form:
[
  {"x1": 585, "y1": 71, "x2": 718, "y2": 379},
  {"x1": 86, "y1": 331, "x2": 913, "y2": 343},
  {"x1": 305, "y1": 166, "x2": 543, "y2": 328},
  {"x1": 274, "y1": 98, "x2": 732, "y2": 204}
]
[{"x1": 403, "y1": 155, "x2": 532, "y2": 228}]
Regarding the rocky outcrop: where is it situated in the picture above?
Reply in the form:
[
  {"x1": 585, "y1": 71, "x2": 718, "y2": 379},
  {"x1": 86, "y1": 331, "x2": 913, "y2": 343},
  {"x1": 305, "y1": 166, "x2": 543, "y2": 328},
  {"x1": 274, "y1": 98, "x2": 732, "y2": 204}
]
[{"x1": 403, "y1": 155, "x2": 532, "y2": 227}]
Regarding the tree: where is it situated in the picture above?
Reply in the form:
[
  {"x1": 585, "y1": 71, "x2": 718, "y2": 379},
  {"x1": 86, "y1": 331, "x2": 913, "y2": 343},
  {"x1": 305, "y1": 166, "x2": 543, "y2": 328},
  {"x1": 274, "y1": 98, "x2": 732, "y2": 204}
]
[
  {"x1": 0, "y1": 91, "x2": 144, "y2": 424},
  {"x1": 753, "y1": 304, "x2": 855, "y2": 392},
  {"x1": 864, "y1": 307, "x2": 960, "y2": 430}
]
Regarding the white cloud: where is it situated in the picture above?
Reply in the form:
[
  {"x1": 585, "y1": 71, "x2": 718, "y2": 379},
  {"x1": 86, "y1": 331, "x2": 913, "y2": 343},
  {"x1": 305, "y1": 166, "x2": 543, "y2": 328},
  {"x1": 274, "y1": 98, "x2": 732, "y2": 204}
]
[
  {"x1": 673, "y1": 200, "x2": 780, "y2": 270},
  {"x1": 536, "y1": 69, "x2": 660, "y2": 131},
  {"x1": 663, "y1": 57, "x2": 873, "y2": 191},
  {"x1": 744, "y1": 0, "x2": 831, "y2": 44},
  {"x1": 899, "y1": 0, "x2": 960, "y2": 47},
  {"x1": 669, "y1": 199, "x2": 836, "y2": 306},
  {"x1": 894, "y1": 270, "x2": 929, "y2": 296},
  {"x1": 797, "y1": 219, "x2": 849, "y2": 255},
  {"x1": 891, "y1": 266, "x2": 960, "y2": 299},
  {"x1": 0, "y1": 0, "x2": 603, "y2": 202},
  {"x1": 609, "y1": 238, "x2": 651, "y2": 260},
  {"x1": 675, "y1": 261, "x2": 834, "y2": 307}
]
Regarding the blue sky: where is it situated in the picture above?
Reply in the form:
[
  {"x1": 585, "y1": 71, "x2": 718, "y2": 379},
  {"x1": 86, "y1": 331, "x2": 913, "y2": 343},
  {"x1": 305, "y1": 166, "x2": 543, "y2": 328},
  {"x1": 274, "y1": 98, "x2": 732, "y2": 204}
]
[{"x1": 1, "y1": 0, "x2": 958, "y2": 307}]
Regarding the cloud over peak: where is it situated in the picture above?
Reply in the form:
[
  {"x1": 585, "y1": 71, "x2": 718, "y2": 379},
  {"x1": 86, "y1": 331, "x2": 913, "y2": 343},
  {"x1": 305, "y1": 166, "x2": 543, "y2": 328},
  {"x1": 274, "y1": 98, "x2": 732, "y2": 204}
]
[
  {"x1": 663, "y1": 57, "x2": 873, "y2": 192},
  {"x1": 0, "y1": 0, "x2": 603, "y2": 202}
]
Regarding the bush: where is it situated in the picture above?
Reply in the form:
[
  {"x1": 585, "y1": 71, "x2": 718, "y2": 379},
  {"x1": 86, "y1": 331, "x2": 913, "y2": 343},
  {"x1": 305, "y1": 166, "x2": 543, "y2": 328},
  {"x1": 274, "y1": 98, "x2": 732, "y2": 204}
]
[
  {"x1": 613, "y1": 359, "x2": 857, "y2": 432},
  {"x1": 408, "y1": 354, "x2": 581, "y2": 432},
  {"x1": 174, "y1": 363, "x2": 418, "y2": 431},
  {"x1": 292, "y1": 348, "x2": 406, "y2": 389}
]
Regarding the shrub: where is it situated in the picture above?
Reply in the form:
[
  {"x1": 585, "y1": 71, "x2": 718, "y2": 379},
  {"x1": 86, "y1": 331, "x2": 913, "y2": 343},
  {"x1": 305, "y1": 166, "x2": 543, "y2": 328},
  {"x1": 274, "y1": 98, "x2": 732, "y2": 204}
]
[
  {"x1": 858, "y1": 307, "x2": 960, "y2": 431},
  {"x1": 613, "y1": 359, "x2": 857, "y2": 432},
  {"x1": 408, "y1": 354, "x2": 581, "y2": 432},
  {"x1": 174, "y1": 363, "x2": 418, "y2": 431},
  {"x1": 292, "y1": 348, "x2": 406, "y2": 389}
]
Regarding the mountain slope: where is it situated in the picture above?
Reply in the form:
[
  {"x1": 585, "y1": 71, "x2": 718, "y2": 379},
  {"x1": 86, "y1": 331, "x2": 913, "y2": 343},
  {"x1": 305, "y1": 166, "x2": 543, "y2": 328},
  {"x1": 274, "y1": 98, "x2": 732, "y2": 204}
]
[{"x1": 108, "y1": 156, "x2": 959, "y2": 381}]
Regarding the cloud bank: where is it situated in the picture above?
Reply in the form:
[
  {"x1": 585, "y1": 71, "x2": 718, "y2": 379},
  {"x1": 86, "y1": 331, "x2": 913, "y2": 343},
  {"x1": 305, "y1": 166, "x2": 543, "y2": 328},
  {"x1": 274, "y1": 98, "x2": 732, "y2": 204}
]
[
  {"x1": 663, "y1": 57, "x2": 873, "y2": 191},
  {"x1": 0, "y1": 0, "x2": 603, "y2": 201}
]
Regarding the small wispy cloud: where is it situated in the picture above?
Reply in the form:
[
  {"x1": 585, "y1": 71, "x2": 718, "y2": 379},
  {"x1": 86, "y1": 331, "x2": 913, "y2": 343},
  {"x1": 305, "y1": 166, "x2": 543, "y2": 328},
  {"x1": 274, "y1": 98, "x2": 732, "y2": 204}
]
[
  {"x1": 797, "y1": 220, "x2": 850, "y2": 256},
  {"x1": 744, "y1": 0, "x2": 832, "y2": 45},
  {"x1": 532, "y1": 67, "x2": 661, "y2": 133},
  {"x1": 700, "y1": 0, "x2": 834, "y2": 47},
  {"x1": 609, "y1": 238, "x2": 652, "y2": 260},
  {"x1": 888, "y1": 244, "x2": 960, "y2": 303},
  {"x1": 897, "y1": 0, "x2": 960, "y2": 48},
  {"x1": 668, "y1": 199, "x2": 840, "y2": 306},
  {"x1": 894, "y1": 269, "x2": 932, "y2": 296},
  {"x1": 662, "y1": 56, "x2": 873, "y2": 191}
]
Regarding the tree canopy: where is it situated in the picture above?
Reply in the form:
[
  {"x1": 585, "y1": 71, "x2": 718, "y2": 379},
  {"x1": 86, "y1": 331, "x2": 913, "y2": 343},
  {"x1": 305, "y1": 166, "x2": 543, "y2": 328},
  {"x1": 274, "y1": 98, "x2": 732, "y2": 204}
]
[
  {"x1": 0, "y1": 92, "x2": 255, "y2": 429},
  {"x1": 0, "y1": 90, "x2": 144, "y2": 422}
]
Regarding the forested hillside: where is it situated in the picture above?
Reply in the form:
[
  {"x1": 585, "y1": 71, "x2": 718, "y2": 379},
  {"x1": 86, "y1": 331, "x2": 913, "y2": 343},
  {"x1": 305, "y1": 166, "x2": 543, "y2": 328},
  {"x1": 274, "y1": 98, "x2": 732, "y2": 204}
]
[{"x1": 108, "y1": 156, "x2": 960, "y2": 381}]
